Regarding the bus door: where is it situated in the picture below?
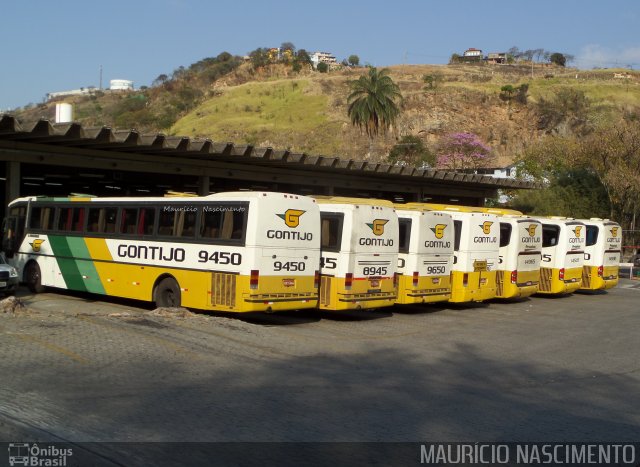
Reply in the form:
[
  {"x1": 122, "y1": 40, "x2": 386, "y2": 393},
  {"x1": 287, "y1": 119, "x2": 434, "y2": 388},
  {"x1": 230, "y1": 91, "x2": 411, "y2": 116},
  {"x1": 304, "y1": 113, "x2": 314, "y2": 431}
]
[
  {"x1": 395, "y1": 208, "x2": 453, "y2": 304},
  {"x1": 2, "y1": 204, "x2": 27, "y2": 259}
]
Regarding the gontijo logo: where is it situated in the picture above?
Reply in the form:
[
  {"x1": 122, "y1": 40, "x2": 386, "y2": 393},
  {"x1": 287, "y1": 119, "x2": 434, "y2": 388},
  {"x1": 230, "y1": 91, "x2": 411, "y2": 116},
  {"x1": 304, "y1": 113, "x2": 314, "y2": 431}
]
[
  {"x1": 573, "y1": 226, "x2": 583, "y2": 237},
  {"x1": 479, "y1": 221, "x2": 493, "y2": 235},
  {"x1": 610, "y1": 227, "x2": 619, "y2": 237},
  {"x1": 527, "y1": 224, "x2": 538, "y2": 237},
  {"x1": 430, "y1": 224, "x2": 447, "y2": 239},
  {"x1": 366, "y1": 219, "x2": 388, "y2": 236},
  {"x1": 30, "y1": 239, "x2": 45, "y2": 252},
  {"x1": 277, "y1": 209, "x2": 305, "y2": 228}
]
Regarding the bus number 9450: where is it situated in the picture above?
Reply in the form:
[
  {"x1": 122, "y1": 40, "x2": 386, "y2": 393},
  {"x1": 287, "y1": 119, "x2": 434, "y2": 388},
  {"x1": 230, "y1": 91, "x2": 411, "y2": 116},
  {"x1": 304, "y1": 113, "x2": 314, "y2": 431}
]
[
  {"x1": 274, "y1": 261, "x2": 305, "y2": 272},
  {"x1": 198, "y1": 251, "x2": 242, "y2": 265}
]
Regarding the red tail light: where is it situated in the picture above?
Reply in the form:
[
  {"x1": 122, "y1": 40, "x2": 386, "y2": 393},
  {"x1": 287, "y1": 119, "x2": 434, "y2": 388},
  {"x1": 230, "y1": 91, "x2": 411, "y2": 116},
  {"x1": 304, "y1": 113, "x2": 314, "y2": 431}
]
[
  {"x1": 597, "y1": 265, "x2": 603, "y2": 277},
  {"x1": 345, "y1": 273, "x2": 353, "y2": 290},
  {"x1": 314, "y1": 270, "x2": 320, "y2": 289},
  {"x1": 250, "y1": 270, "x2": 259, "y2": 290},
  {"x1": 559, "y1": 268, "x2": 565, "y2": 280},
  {"x1": 510, "y1": 270, "x2": 517, "y2": 284},
  {"x1": 393, "y1": 272, "x2": 400, "y2": 288},
  {"x1": 412, "y1": 271, "x2": 419, "y2": 287},
  {"x1": 463, "y1": 273, "x2": 468, "y2": 287}
]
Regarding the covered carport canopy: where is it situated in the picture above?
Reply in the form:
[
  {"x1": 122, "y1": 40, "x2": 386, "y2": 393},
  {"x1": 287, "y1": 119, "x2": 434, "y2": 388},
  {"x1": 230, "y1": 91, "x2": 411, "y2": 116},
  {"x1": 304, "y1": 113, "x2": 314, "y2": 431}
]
[{"x1": 0, "y1": 115, "x2": 535, "y2": 213}]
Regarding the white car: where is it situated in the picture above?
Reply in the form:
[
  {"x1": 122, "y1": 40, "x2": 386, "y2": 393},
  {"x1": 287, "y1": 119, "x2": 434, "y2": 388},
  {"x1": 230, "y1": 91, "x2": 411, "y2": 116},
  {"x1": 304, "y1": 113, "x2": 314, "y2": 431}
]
[{"x1": 0, "y1": 255, "x2": 19, "y2": 295}]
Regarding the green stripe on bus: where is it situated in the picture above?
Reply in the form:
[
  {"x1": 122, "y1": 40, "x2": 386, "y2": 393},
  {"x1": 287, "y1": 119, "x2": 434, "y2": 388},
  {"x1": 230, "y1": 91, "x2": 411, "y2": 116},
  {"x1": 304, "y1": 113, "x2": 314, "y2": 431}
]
[
  {"x1": 48, "y1": 236, "x2": 106, "y2": 294},
  {"x1": 67, "y1": 237, "x2": 106, "y2": 295}
]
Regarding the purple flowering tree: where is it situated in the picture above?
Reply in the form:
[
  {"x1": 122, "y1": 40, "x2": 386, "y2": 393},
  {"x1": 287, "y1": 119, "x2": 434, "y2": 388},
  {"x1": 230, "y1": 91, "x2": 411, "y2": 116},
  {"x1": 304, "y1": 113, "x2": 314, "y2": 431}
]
[{"x1": 436, "y1": 132, "x2": 493, "y2": 171}]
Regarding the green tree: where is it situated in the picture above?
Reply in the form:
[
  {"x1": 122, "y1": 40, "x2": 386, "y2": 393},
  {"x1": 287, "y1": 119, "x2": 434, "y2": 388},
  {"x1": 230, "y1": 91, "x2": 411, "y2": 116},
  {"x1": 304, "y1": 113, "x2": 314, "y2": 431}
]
[
  {"x1": 348, "y1": 55, "x2": 360, "y2": 66},
  {"x1": 550, "y1": 52, "x2": 566, "y2": 66},
  {"x1": 347, "y1": 67, "x2": 402, "y2": 154},
  {"x1": 422, "y1": 73, "x2": 442, "y2": 91},
  {"x1": 316, "y1": 62, "x2": 329, "y2": 73},
  {"x1": 388, "y1": 135, "x2": 435, "y2": 168},
  {"x1": 536, "y1": 88, "x2": 590, "y2": 135}
]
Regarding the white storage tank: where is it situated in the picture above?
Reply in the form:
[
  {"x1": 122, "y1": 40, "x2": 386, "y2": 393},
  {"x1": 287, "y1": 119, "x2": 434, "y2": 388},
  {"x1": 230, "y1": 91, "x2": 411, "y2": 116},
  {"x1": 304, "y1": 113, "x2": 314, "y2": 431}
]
[
  {"x1": 55, "y1": 103, "x2": 73, "y2": 123},
  {"x1": 109, "y1": 79, "x2": 134, "y2": 91}
]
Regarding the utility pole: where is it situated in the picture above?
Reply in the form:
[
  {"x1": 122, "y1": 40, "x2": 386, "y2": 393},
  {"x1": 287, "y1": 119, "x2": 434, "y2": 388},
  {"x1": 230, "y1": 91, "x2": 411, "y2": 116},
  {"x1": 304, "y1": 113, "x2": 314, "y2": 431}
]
[{"x1": 99, "y1": 65, "x2": 103, "y2": 90}]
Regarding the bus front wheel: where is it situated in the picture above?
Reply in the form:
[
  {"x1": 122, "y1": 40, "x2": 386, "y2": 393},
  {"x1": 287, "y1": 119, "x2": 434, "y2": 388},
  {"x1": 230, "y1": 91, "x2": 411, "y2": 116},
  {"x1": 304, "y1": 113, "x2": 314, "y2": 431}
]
[
  {"x1": 154, "y1": 277, "x2": 181, "y2": 308},
  {"x1": 25, "y1": 262, "x2": 45, "y2": 293}
]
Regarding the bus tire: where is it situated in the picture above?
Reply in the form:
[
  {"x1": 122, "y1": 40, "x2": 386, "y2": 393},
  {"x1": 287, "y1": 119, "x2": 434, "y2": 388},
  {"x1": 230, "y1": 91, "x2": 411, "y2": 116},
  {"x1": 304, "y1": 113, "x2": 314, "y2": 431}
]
[
  {"x1": 154, "y1": 277, "x2": 181, "y2": 308},
  {"x1": 25, "y1": 262, "x2": 45, "y2": 293}
]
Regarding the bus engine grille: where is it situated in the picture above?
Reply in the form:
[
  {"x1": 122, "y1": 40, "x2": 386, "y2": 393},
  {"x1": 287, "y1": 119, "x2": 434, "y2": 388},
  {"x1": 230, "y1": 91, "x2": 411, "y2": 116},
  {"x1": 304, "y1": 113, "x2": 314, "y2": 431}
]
[
  {"x1": 539, "y1": 267, "x2": 552, "y2": 292},
  {"x1": 211, "y1": 272, "x2": 237, "y2": 308}
]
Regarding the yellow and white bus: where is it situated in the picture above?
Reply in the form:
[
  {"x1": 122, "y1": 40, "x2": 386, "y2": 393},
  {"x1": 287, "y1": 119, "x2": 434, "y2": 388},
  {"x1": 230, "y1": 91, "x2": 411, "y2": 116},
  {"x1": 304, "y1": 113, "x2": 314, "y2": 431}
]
[
  {"x1": 494, "y1": 216, "x2": 542, "y2": 299},
  {"x1": 534, "y1": 217, "x2": 586, "y2": 295},
  {"x1": 407, "y1": 204, "x2": 499, "y2": 303},
  {"x1": 316, "y1": 197, "x2": 398, "y2": 310},
  {"x1": 394, "y1": 206, "x2": 454, "y2": 304},
  {"x1": 1, "y1": 192, "x2": 321, "y2": 312},
  {"x1": 580, "y1": 218, "x2": 622, "y2": 291}
]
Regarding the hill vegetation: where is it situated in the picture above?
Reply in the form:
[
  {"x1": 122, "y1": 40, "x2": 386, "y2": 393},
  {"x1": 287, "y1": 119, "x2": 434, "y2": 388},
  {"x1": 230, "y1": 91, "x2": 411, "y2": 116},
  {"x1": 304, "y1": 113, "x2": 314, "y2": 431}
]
[{"x1": 10, "y1": 50, "x2": 640, "y2": 240}]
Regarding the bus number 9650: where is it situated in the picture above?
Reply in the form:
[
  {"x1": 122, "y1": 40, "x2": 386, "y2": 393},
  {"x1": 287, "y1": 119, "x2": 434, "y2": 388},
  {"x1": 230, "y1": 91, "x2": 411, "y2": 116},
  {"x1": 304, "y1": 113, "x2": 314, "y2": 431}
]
[{"x1": 198, "y1": 251, "x2": 242, "y2": 265}]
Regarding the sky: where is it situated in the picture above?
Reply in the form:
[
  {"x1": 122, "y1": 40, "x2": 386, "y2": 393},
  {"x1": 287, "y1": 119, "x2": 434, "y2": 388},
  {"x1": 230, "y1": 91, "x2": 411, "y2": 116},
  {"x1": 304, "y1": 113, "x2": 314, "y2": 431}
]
[{"x1": 2, "y1": 0, "x2": 640, "y2": 111}]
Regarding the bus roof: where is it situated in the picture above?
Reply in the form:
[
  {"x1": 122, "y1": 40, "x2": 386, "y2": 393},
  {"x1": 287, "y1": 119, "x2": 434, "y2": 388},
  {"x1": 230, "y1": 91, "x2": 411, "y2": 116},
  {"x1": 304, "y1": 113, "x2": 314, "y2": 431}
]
[{"x1": 313, "y1": 196, "x2": 394, "y2": 207}]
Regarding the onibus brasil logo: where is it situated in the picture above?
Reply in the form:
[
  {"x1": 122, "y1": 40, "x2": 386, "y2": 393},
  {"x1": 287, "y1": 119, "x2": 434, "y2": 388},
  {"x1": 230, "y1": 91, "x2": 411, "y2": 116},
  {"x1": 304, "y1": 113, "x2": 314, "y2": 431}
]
[
  {"x1": 479, "y1": 221, "x2": 493, "y2": 234},
  {"x1": 277, "y1": 209, "x2": 305, "y2": 228},
  {"x1": 8, "y1": 443, "x2": 73, "y2": 466},
  {"x1": 430, "y1": 224, "x2": 447, "y2": 239},
  {"x1": 367, "y1": 219, "x2": 388, "y2": 236}
]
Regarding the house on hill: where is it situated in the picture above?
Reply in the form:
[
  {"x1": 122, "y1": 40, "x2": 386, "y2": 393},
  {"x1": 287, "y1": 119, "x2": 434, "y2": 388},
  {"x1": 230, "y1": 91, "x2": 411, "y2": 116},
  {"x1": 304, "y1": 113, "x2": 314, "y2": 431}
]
[
  {"x1": 487, "y1": 52, "x2": 507, "y2": 64},
  {"x1": 463, "y1": 48, "x2": 483, "y2": 61},
  {"x1": 310, "y1": 51, "x2": 338, "y2": 69}
]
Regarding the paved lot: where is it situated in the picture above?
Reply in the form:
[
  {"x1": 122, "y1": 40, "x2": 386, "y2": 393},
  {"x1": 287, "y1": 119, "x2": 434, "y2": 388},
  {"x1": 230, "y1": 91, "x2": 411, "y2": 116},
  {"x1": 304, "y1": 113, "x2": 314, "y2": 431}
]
[{"x1": 1, "y1": 281, "x2": 639, "y2": 463}]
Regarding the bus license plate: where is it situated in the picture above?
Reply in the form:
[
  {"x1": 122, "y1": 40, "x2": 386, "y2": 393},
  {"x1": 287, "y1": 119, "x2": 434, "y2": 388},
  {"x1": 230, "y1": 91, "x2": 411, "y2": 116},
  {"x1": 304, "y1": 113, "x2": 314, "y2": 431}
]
[
  {"x1": 473, "y1": 260, "x2": 487, "y2": 272},
  {"x1": 0, "y1": 282, "x2": 5, "y2": 287},
  {"x1": 282, "y1": 279, "x2": 295, "y2": 287}
]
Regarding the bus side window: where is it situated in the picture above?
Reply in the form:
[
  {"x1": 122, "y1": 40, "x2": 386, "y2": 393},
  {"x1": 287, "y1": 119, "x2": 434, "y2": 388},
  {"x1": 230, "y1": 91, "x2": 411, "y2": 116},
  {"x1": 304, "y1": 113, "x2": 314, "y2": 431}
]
[
  {"x1": 542, "y1": 225, "x2": 560, "y2": 247},
  {"x1": 57, "y1": 208, "x2": 74, "y2": 231},
  {"x1": 138, "y1": 208, "x2": 156, "y2": 236},
  {"x1": 320, "y1": 213, "x2": 343, "y2": 251},
  {"x1": 453, "y1": 220, "x2": 462, "y2": 251},
  {"x1": 176, "y1": 209, "x2": 197, "y2": 238},
  {"x1": 398, "y1": 218, "x2": 411, "y2": 254},
  {"x1": 586, "y1": 226, "x2": 598, "y2": 247},
  {"x1": 30, "y1": 207, "x2": 53, "y2": 230},
  {"x1": 499, "y1": 223, "x2": 512, "y2": 248},
  {"x1": 157, "y1": 209, "x2": 175, "y2": 236},
  {"x1": 200, "y1": 210, "x2": 221, "y2": 239},
  {"x1": 120, "y1": 208, "x2": 138, "y2": 235},
  {"x1": 88, "y1": 207, "x2": 119, "y2": 234},
  {"x1": 74, "y1": 208, "x2": 85, "y2": 232}
]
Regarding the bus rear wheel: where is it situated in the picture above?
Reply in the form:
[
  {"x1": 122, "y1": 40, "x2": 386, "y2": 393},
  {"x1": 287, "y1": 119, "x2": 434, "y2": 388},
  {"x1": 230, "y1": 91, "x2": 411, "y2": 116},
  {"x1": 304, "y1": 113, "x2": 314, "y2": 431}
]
[
  {"x1": 154, "y1": 277, "x2": 181, "y2": 308},
  {"x1": 25, "y1": 262, "x2": 45, "y2": 293}
]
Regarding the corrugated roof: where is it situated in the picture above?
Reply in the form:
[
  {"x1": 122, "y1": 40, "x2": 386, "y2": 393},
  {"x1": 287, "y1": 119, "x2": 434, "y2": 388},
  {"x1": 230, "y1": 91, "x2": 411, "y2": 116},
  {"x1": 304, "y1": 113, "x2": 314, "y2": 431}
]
[{"x1": 0, "y1": 115, "x2": 536, "y2": 190}]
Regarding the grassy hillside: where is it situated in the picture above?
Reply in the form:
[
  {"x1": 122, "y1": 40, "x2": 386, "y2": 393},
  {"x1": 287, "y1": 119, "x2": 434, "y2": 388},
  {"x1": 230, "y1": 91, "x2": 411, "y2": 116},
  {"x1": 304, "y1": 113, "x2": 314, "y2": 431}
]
[{"x1": 12, "y1": 60, "x2": 640, "y2": 167}]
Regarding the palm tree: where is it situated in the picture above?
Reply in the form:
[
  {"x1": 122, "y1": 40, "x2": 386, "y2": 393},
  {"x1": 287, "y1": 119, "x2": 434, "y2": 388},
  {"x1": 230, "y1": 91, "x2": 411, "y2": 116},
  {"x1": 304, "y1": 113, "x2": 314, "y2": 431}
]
[{"x1": 347, "y1": 67, "x2": 402, "y2": 156}]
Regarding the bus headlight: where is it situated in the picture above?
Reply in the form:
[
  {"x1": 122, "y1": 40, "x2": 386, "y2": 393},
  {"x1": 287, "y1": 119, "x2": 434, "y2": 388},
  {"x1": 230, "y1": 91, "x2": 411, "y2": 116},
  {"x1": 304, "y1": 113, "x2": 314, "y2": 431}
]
[{"x1": 9, "y1": 268, "x2": 18, "y2": 277}]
